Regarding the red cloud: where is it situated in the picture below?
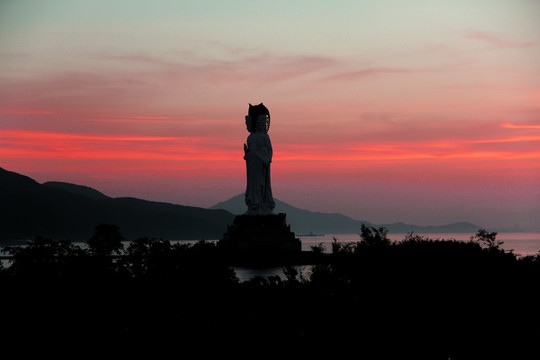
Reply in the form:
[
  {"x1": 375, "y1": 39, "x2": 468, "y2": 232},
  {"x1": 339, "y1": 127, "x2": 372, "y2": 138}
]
[
  {"x1": 0, "y1": 130, "x2": 238, "y2": 162},
  {"x1": 500, "y1": 122, "x2": 540, "y2": 129}
]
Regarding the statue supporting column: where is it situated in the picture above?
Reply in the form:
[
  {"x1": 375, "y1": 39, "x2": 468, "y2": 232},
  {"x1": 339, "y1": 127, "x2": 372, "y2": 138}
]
[{"x1": 219, "y1": 103, "x2": 301, "y2": 262}]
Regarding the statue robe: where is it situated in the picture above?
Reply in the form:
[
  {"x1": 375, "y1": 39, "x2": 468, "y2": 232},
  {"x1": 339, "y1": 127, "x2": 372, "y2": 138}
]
[{"x1": 244, "y1": 131, "x2": 275, "y2": 215}]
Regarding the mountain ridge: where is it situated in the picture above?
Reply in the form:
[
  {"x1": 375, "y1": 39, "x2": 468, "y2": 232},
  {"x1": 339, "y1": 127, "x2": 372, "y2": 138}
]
[
  {"x1": 43, "y1": 181, "x2": 110, "y2": 200},
  {"x1": 210, "y1": 194, "x2": 484, "y2": 234},
  {"x1": 0, "y1": 167, "x2": 234, "y2": 243},
  {"x1": 1, "y1": 167, "x2": 486, "y2": 245}
]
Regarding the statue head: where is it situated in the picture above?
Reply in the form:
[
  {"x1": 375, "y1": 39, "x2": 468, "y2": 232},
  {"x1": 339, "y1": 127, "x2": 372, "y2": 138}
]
[
  {"x1": 255, "y1": 115, "x2": 267, "y2": 132},
  {"x1": 248, "y1": 103, "x2": 270, "y2": 133},
  {"x1": 245, "y1": 115, "x2": 253, "y2": 133}
]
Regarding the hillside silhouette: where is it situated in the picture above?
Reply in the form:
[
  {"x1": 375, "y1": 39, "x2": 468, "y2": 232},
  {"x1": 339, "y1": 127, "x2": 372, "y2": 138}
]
[
  {"x1": 0, "y1": 167, "x2": 233, "y2": 243},
  {"x1": 1, "y1": 167, "x2": 485, "y2": 244},
  {"x1": 44, "y1": 181, "x2": 110, "y2": 200}
]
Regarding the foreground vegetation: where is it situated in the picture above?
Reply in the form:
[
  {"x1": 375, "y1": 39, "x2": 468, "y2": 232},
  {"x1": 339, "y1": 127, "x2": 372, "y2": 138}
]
[{"x1": 2, "y1": 224, "x2": 539, "y2": 358}]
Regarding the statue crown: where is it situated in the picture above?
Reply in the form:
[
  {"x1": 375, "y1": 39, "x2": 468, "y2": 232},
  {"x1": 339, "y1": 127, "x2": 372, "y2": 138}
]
[{"x1": 248, "y1": 103, "x2": 270, "y2": 133}]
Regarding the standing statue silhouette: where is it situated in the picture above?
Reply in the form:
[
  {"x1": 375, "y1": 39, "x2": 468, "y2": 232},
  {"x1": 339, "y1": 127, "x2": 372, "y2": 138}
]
[
  {"x1": 244, "y1": 103, "x2": 275, "y2": 215},
  {"x1": 218, "y1": 103, "x2": 300, "y2": 255}
]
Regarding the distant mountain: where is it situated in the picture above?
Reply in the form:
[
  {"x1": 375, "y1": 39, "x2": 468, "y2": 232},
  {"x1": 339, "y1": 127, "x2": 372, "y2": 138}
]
[
  {"x1": 212, "y1": 194, "x2": 373, "y2": 234},
  {"x1": 211, "y1": 194, "x2": 482, "y2": 235},
  {"x1": 0, "y1": 167, "x2": 234, "y2": 244},
  {"x1": 0, "y1": 166, "x2": 483, "y2": 245},
  {"x1": 378, "y1": 221, "x2": 482, "y2": 234}
]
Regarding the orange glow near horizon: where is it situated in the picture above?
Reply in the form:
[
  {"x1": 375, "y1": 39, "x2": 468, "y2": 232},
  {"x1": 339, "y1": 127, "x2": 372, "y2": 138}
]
[
  {"x1": 3, "y1": 128, "x2": 539, "y2": 177},
  {"x1": 2, "y1": 110, "x2": 539, "y2": 232},
  {"x1": 0, "y1": 130, "x2": 238, "y2": 161}
]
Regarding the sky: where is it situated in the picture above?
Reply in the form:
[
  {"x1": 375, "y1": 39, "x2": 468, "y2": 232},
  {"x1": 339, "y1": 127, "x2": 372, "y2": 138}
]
[{"x1": 1, "y1": 0, "x2": 539, "y2": 231}]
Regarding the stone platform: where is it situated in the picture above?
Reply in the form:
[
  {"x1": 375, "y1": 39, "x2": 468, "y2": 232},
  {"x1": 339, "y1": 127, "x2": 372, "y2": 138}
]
[{"x1": 219, "y1": 213, "x2": 301, "y2": 258}]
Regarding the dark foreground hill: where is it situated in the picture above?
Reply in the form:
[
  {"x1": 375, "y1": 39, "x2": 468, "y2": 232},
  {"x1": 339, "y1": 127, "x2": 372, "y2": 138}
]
[
  {"x1": 211, "y1": 194, "x2": 482, "y2": 234},
  {"x1": 0, "y1": 167, "x2": 234, "y2": 243}
]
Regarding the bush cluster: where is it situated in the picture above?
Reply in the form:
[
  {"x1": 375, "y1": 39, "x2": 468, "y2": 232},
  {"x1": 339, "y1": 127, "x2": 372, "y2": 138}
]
[{"x1": 1, "y1": 225, "x2": 539, "y2": 358}]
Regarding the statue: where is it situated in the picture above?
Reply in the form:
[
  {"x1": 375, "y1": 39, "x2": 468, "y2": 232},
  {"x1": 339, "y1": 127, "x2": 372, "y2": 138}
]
[
  {"x1": 218, "y1": 102, "x2": 301, "y2": 257},
  {"x1": 244, "y1": 103, "x2": 275, "y2": 215}
]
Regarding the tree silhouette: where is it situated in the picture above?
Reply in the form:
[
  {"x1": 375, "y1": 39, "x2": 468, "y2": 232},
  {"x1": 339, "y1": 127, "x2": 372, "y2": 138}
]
[
  {"x1": 4, "y1": 236, "x2": 83, "y2": 278},
  {"x1": 86, "y1": 224, "x2": 124, "y2": 257},
  {"x1": 125, "y1": 237, "x2": 174, "y2": 278},
  {"x1": 358, "y1": 223, "x2": 391, "y2": 247},
  {"x1": 471, "y1": 229, "x2": 502, "y2": 250},
  {"x1": 2, "y1": 224, "x2": 539, "y2": 358}
]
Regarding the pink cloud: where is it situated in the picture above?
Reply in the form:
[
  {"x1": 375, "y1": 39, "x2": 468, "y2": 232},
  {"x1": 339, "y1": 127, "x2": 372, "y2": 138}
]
[
  {"x1": 325, "y1": 67, "x2": 412, "y2": 81},
  {"x1": 0, "y1": 108, "x2": 56, "y2": 115},
  {"x1": 99, "y1": 50, "x2": 338, "y2": 84},
  {"x1": 464, "y1": 30, "x2": 535, "y2": 49},
  {"x1": 0, "y1": 51, "x2": 341, "y2": 121}
]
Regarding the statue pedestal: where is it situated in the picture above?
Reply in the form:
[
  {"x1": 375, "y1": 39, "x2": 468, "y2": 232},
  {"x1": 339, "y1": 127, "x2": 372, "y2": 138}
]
[{"x1": 219, "y1": 213, "x2": 301, "y2": 262}]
